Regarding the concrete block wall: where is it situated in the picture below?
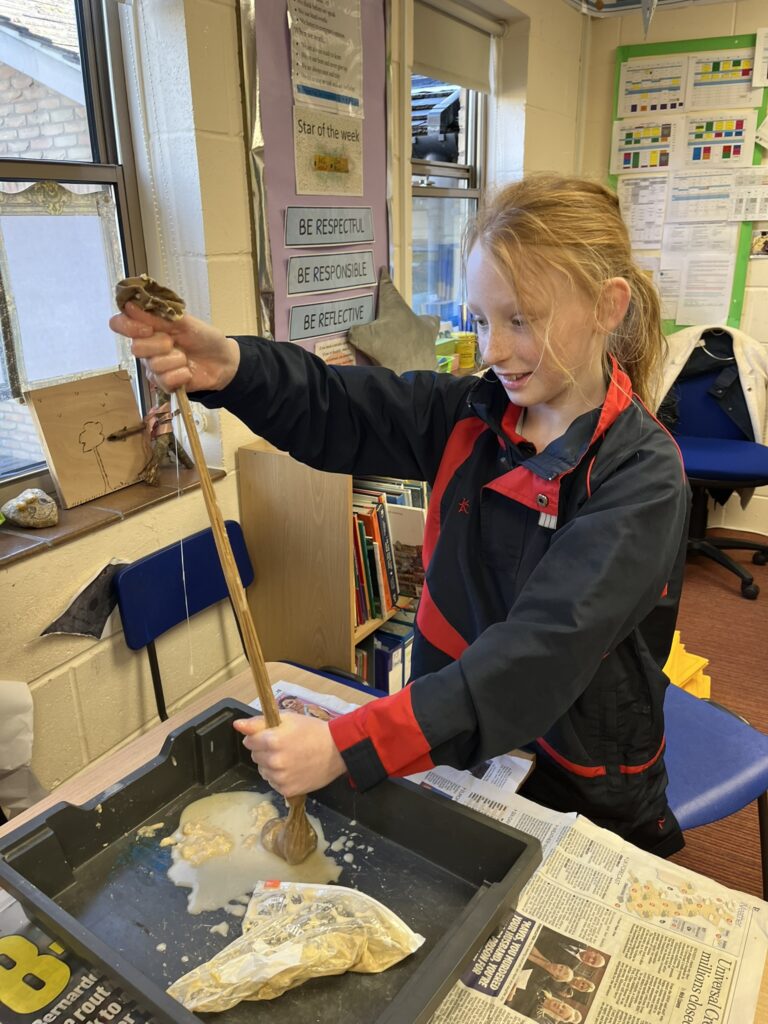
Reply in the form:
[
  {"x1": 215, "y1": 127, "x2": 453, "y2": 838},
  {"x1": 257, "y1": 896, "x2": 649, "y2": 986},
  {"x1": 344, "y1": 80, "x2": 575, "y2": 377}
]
[{"x1": 581, "y1": 0, "x2": 768, "y2": 536}]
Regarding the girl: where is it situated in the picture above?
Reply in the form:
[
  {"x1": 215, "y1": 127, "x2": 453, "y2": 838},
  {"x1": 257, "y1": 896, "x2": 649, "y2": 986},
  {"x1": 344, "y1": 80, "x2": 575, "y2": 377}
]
[{"x1": 111, "y1": 174, "x2": 689, "y2": 855}]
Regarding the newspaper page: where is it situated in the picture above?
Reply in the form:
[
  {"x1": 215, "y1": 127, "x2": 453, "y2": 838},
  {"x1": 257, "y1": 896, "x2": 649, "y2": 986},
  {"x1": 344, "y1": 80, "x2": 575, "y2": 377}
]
[
  {"x1": 0, "y1": 890, "x2": 157, "y2": 1024},
  {"x1": 250, "y1": 681, "x2": 537, "y2": 812},
  {"x1": 431, "y1": 814, "x2": 768, "y2": 1024}
]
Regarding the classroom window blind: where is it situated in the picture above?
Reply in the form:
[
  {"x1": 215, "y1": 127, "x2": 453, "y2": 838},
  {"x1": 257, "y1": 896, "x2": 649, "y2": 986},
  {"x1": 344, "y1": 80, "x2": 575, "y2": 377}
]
[{"x1": 412, "y1": 0, "x2": 497, "y2": 95}]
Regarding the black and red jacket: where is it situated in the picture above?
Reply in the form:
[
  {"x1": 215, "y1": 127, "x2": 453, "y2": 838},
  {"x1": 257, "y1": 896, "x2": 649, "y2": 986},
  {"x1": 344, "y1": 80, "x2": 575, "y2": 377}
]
[{"x1": 199, "y1": 337, "x2": 690, "y2": 850}]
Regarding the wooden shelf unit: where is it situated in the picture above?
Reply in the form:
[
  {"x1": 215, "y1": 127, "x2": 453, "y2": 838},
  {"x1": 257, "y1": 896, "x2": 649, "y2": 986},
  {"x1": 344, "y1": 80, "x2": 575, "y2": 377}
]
[{"x1": 238, "y1": 439, "x2": 400, "y2": 674}]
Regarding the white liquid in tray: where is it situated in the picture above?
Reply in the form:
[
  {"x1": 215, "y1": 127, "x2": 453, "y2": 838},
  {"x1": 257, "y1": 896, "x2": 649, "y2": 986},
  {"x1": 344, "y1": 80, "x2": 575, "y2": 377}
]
[{"x1": 165, "y1": 791, "x2": 341, "y2": 913}]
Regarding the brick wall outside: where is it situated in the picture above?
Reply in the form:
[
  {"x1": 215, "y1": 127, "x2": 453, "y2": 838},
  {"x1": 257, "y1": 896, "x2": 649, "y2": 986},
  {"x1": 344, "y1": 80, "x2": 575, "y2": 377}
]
[
  {"x1": 0, "y1": 399, "x2": 44, "y2": 470},
  {"x1": 0, "y1": 60, "x2": 89, "y2": 475},
  {"x1": 0, "y1": 61, "x2": 91, "y2": 161}
]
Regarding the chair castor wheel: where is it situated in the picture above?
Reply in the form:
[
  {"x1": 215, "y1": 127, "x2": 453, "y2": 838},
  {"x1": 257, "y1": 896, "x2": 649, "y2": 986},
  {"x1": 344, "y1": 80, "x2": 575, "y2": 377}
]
[
  {"x1": 753, "y1": 552, "x2": 767, "y2": 566},
  {"x1": 741, "y1": 581, "x2": 759, "y2": 599}
]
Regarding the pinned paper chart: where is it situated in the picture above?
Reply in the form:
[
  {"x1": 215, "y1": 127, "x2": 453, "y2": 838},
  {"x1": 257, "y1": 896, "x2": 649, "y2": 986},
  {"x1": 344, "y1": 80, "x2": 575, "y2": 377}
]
[
  {"x1": 618, "y1": 56, "x2": 687, "y2": 117},
  {"x1": 617, "y1": 175, "x2": 667, "y2": 248},
  {"x1": 683, "y1": 109, "x2": 756, "y2": 167},
  {"x1": 685, "y1": 49, "x2": 763, "y2": 109},
  {"x1": 610, "y1": 117, "x2": 679, "y2": 174},
  {"x1": 666, "y1": 169, "x2": 734, "y2": 223}
]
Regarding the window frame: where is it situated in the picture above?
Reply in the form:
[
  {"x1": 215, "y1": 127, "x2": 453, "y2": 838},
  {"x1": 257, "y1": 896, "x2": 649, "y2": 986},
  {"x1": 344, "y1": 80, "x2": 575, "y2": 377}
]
[
  {"x1": 0, "y1": 0, "x2": 147, "y2": 498},
  {"x1": 410, "y1": 83, "x2": 486, "y2": 325}
]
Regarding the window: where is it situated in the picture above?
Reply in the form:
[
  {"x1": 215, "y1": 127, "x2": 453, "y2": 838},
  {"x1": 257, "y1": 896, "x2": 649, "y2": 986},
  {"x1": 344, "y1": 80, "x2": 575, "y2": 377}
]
[
  {"x1": 409, "y1": 0, "x2": 499, "y2": 329},
  {"x1": 411, "y1": 76, "x2": 483, "y2": 327},
  {"x1": 0, "y1": 0, "x2": 145, "y2": 486}
]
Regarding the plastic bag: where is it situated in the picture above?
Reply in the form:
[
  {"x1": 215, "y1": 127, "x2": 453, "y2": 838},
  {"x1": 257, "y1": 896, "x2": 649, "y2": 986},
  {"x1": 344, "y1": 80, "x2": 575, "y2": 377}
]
[{"x1": 167, "y1": 881, "x2": 425, "y2": 1012}]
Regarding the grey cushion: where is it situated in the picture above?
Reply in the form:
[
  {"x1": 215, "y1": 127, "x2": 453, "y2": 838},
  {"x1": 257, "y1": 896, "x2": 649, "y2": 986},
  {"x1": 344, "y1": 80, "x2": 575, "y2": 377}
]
[{"x1": 348, "y1": 269, "x2": 438, "y2": 374}]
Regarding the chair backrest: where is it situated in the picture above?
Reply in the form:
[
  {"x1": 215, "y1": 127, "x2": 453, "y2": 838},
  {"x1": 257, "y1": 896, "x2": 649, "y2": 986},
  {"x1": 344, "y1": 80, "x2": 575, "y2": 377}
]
[
  {"x1": 673, "y1": 369, "x2": 750, "y2": 441},
  {"x1": 114, "y1": 520, "x2": 254, "y2": 650}
]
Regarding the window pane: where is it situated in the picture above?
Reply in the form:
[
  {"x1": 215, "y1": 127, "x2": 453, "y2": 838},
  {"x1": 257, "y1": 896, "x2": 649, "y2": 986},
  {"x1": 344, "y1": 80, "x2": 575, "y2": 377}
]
[
  {"x1": 0, "y1": 181, "x2": 128, "y2": 390},
  {"x1": 0, "y1": 398, "x2": 44, "y2": 476},
  {"x1": 411, "y1": 75, "x2": 467, "y2": 164},
  {"x1": 412, "y1": 194, "x2": 477, "y2": 325},
  {"x1": 0, "y1": 0, "x2": 93, "y2": 162}
]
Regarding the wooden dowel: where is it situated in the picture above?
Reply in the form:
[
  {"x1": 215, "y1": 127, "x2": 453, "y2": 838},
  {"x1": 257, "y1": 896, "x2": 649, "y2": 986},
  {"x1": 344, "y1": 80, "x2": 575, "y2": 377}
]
[
  {"x1": 175, "y1": 386, "x2": 313, "y2": 862},
  {"x1": 175, "y1": 388, "x2": 281, "y2": 729}
]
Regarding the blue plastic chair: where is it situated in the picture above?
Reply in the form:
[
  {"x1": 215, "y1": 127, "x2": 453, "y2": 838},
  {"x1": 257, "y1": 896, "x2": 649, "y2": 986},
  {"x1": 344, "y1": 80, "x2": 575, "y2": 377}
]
[
  {"x1": 665, "y1": 683, "x2": 768, "y2": 898},
  {"x1": 113, "y1": 521, "x2": 254, "y2": 721},
  {"x1": 671, "y1": 358, "x2": 768, "y2": 599}
]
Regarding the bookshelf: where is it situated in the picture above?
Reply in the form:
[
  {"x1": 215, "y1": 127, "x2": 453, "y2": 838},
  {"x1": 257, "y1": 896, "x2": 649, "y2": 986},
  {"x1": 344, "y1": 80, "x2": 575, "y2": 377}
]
[{"x1": 238, "y1": 439, "x2": 404, "y2": 674}]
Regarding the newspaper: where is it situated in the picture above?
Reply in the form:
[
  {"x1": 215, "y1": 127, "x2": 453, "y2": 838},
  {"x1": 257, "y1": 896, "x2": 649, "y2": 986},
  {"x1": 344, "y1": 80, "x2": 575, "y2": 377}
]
[
  {"x1": 430, "y1": 808, "x2": 768, "y2": 1024},
  {"x1": 0, "y1": 890, "x2": 157, "y2": 1024},
  {"x1": 255, "y1": 683, "x2": 768, "y2": 1024}
]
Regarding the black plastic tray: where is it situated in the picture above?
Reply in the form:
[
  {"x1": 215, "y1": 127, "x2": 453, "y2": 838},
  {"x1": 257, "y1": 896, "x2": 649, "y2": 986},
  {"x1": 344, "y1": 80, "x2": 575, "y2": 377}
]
[{"x1": 0, "y1": 700, "x2": 541, "y2": 1024}]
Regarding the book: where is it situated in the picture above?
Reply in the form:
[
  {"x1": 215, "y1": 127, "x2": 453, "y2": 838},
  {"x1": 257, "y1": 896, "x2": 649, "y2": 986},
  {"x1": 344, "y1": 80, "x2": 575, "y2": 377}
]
[
  {"x1": 375, "y1": 499, "x2": 399, "y2": 606},
  {"x1": 355, "y1": 477, "x2": 429, "y2": 509},
  {"x1": 377, "y1": 620, "x2": 415, "y2": 686},
  {"x1": 374, "y1": 634, "x2": 404, "y2": 693},
  {"x1": 352, "y1": 514, "x2": 370, "y2": 623},
  {"x1": 387, "y1": 504, "x2": 427, "y2": 599},
  {"x1": 353, "y1": 488, "x2": 399, "y2": 607},
  {"x1": 357, "y1": 517, "x2": 376, "y2": 620},
  {"x1": 353, "y1": 478, "x2": 411, "y2": 505},
  {"x1": 353, "y1": 503, "x2": 393, "y2": 612},
  {"x1": 354, "y1": 633, "x2": 377, "y2": 686},
  {"x1": 364, "y1": 537, "x2": 382, "y2": 618},
  {"x1": 370, "y1": 538, "x2": 387, "y2": 618}
]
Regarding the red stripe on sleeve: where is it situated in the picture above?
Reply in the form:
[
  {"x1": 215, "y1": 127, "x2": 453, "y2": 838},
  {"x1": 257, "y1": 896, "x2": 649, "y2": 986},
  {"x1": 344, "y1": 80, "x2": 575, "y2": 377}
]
[
  {"x1": 416, "y1": 581, "x2": 469, "y2": 660},
  {"x1": 328, "y1": 686, "x2": 433, "y2": 776},
  {"x1": 423, "y1": 417, "x2": 487, "y2": 567}
]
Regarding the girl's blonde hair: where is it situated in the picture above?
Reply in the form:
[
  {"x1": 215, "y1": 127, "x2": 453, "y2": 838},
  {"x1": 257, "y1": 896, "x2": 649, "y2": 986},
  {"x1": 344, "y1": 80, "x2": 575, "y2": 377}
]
[{"x1": 465, "y1": 174, "x2": 665, "y2": 408}]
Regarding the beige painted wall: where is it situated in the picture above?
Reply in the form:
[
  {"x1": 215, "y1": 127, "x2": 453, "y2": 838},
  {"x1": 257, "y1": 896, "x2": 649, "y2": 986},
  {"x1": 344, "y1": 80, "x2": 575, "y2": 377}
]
[{"x1": 582, "y1": 0, "x2": 768, "y2": 535}]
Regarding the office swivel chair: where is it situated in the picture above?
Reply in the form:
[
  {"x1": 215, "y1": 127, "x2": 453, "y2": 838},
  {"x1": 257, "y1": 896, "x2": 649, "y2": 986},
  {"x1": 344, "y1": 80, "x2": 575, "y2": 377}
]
[
  {"x1": 667, "y1": 333, "x2": 768, "y2": 599},
  {"x1": 113, "y1": 521, "x2": 254, "y2": 720},
  {"x1": 665, "y1": 683, "x2": 768, "y2": 899}
]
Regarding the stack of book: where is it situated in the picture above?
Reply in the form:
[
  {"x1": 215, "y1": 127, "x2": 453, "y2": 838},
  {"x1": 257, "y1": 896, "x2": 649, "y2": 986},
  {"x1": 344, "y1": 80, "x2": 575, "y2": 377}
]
[
  {"x1": 351, "y1": 477, "x2": 428, "y2": 628},
  {"x1": 355, "y1": 605, "x2": 417, "y2": 693}
]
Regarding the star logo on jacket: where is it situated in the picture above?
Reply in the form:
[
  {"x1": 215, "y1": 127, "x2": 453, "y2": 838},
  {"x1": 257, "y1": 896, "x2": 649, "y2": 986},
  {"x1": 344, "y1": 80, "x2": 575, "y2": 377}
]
[{"x1": 458, "y1": 498, "x2": 470, "y2": 514}]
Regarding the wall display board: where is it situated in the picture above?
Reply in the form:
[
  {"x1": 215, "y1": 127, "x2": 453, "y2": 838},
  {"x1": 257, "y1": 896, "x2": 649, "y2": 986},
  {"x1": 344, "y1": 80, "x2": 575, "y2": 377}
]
[
  {"x1": 253, "y1": 0, "x2": 387, "y2": 361},
  {"x1": 611, "y1": 35, "x2": 768, "y2": 332}
]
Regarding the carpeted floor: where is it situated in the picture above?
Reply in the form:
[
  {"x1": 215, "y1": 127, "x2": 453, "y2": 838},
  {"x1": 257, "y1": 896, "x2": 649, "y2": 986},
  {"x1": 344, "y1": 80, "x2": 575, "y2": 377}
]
[{"x1": 668, "y1": 529, "x2": 768, "y2": 898}]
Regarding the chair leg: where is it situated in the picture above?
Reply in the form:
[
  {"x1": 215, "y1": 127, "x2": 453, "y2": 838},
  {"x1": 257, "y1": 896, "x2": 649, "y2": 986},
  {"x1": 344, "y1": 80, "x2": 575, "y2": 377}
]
[
  {"x1": 688, "y1": 538, "x2": 758, "y2": 595},
  {"x1": 706, "y1": 536, "x2": 768, "y2": 563},
  {"x1": 146, "y1": 643, "x2": 169, "y2": 722},
  {"x1": 758, "y1": 793, "x2": 768, "y2": 902}
]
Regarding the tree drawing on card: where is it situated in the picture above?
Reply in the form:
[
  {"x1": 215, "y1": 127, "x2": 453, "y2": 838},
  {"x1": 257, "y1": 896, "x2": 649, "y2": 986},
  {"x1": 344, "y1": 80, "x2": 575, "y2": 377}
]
[{"x1": 25, "y1": 370, "x2": 147, "y2": 508}]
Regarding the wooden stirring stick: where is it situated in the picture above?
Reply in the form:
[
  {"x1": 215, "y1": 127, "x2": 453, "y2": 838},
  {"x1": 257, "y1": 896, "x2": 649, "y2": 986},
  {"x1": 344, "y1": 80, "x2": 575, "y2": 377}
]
[
  {"x1": 115, "y1": 275, "x2": 317, "y2": 866},
  {"x1": 175, "y1": 387, "x2": 318, "y2": 866}
]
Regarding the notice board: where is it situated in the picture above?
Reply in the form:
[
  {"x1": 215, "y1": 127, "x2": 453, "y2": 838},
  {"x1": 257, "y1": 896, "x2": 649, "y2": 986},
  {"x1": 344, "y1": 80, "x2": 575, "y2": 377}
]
[
  {"x1": 609, "y1": 34, "x2": 768, "y2": 332},
  {"x1": 253, "y1": 0, "x2": 388, "y2": 362}
]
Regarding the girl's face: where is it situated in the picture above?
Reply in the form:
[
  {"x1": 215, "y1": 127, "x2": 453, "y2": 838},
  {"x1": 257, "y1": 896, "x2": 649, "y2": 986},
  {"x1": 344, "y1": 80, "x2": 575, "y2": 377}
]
[{"x1": 466, "y1": 243, "x2": 607, "y2": 415}]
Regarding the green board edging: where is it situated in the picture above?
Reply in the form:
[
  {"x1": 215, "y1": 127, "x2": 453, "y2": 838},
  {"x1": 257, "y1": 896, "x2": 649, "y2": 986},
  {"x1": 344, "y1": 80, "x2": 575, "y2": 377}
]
[{"x1": 610, "y1": 33, "x2": 768, "y2": 333}]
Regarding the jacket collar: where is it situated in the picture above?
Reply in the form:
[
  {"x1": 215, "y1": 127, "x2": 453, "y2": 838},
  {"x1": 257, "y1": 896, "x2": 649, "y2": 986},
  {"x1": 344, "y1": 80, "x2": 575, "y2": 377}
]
[{"x1": 466, "y1": 358, "x2": 634, "y2": 481}]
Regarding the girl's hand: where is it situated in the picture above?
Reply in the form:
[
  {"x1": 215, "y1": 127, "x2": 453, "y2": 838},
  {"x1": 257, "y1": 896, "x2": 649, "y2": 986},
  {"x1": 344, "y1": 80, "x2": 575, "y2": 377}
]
[
  {"x1": 233, "y1": 714, "x2": 347, "y2": 797},
  {"x1": 108, "y1": 301, "x2": 240, "y2": 393}
]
